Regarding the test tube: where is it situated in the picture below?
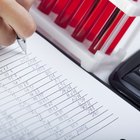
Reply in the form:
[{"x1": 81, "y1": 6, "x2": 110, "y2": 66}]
[
  {"x1": 38, "y1": 0, "x2": 58, "y2": 14},
  {"x1": 88, "y1": 10, "x2": 124, "y2": 54},
  {"x1": 37, "y1": 0, "x2": 138, "y2": 56},
  {"x1": 88, "y1": 7, "x2": 121, "y2": 53},
  {"x1": 52, "y1": 0, "x2": 69, "y2": 15},
  {"x1": 71, "y1": 0, "x2": 108, "y2": 42},
  {"x1": 69, "y1": 0, "x2": 96, "y2": 28},
  {"x1": 88, "y1": 0, "x2": 136, "y2": 54},
  {"x1": 105, "y1": 16, "x2": 135, "y2": 55},
  {"x1": 55, "y1": 0, "x2": 83, "y2": 28}
]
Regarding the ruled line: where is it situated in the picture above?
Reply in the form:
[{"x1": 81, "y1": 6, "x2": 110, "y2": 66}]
[
  {"x1": 0, "y1": 77, "x2": 66, "y2": 121},
  {"x1": 1, "y1": 88, "x2": 84, "y2": 139},
  {"x1": 1, "y1": 60, "x2": 41, "y2": 83},
  {"x1": 82, "y1": 117, "x2": 119, "y2": 140},
  {"x1": 0, "y1": 79, "x2": 70, "y2": 120},
  {"x1": 0, "y1": 39, "x2": 119, "y2": 140},
  {"x1": 4, "y1": 92, "x2": 87, "y2": 139},
  {"x1": 3, "y1": 62, "x2": 45, "y2": 85},
  {"x1": 0, "y1": 66, "x2": 51, "y2": 100},
  {"x1": 57, "y1": 113, "x2": 114, "y2": 140},
  {"x1": 6, "y1": 64, "x2": 49, "y2": 88},
  {"x1": 0, "y1": 57, "x2": 38, "y2": 78},
  {"x1": 0, "y1": 82, "x2": 71, "y2": 126},
  {"x1": 0, "y1": 83, "x2": 72, "y2": 129},
  {"x1": 0, "y1": 65, "x2": 51, "y2": 94},
  {"x1": 0, "y1": 47, "x2": 19, "y2": 57},
  {"x1": 0, "y1": 53, "x2": 32, "y2": 70},
  {"x1": 0, "y1": 74, "x2": 62, "y2": 109},
  {"x1": 0, "y1": 51, "x2": 22, "y2": 63},
  {"x1": 1, "y1": 84, "x2": 69, "y2": 129},
  {"x1": 26, "y1": 93, "x2": 88, "y2": 137},
  {"x1": 40, "y1": 103, "x2": 101, "y2": 140}
]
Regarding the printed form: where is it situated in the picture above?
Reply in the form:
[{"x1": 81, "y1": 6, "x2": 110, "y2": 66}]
[{"x1": 0, "y1": 33, "x2": 139, "y2": 140}]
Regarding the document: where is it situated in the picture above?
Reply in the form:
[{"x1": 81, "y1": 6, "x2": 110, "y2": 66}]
[{"x1": 0, "y1": 33, "x2": 139, "y2": 140}]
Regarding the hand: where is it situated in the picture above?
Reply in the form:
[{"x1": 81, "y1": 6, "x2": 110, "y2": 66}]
[{"x1": 0, "y1": 0, "x2": 36, "y2": 46}]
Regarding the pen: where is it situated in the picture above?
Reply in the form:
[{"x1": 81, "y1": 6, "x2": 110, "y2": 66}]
[{"x1": 17, "y1": 36, "x2": 27, "y2": 54}]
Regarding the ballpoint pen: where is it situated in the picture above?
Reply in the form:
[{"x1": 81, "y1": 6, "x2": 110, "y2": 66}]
[{"x1": 17, "y1": 36, "x2": 27, "y2": 54}]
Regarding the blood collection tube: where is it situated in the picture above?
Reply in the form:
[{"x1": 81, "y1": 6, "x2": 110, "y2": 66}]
[
  {"x1": 52, "y1": 0, "x2": 69, "y2": 15},
  {"x1": 88, "y1": 10, "x2": 125, "y2": 54},
  {"x1": 38, "y1": 0, "x2": 139, "y2": 56},
  {"x1": 71, "y1": 0, "x2": 108, "y2": 42},
  {"x1": 88, "y1": 7, "x2": 120, "y2": 53},
  {"x1": 101, "y1": 0, "x2": 139, "y2": 54},
  {"x1": 55, "y1": 0, "x2": 83, "y2": 28},
  {"x1": 105, "y1": 16, "x2": 135, "y2": 55},
  {"x1": 69, "y1": 0, "x2": 96, "y2": 28},
  {"x1": 38, "y1": 0, "x2": 57, "y2": 14},
  {"x1": 87, "y1": 4, "x2": 118, "y2": 42}
]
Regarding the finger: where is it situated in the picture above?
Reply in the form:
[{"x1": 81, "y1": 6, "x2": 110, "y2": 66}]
[
  {"x1": 0, "y1": 18, "x2": 16, "y2": 46},
  {"x1": 0, "y1": 0, "x2": 36, "y2": 38},
  {"x1": 16, "y1": 0, "x2": 35, "y2": 10}
]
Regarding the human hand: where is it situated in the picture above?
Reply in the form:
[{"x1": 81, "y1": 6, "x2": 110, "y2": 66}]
[{"x1": 0, "y1": 0, "x2": 36, "y2": 46}]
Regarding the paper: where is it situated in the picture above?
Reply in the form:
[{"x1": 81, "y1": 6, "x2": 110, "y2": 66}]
[{"x1": 0, "y1": 33, "x2": 139, "y2": 140}]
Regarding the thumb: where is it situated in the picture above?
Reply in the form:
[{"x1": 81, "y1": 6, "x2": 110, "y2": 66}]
[
  {"x1": 16, "y1": 0, "x2": 35, "y2": 10},
  {"x1": 0, "y1": 0, "x2": 36, "y2": 38}
]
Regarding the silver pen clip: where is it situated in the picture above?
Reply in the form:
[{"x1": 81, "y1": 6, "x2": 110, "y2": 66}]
[{"x1": 17, "y1": 36, "x2": 27, "y2": 54}]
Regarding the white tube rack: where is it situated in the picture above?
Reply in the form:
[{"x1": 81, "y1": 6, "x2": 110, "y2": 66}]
[{"x1": 30, "y1": 2, "x2": 140, "y2": 82}]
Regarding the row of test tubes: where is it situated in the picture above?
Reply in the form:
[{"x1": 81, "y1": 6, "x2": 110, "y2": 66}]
[{"x1": 37, "y1": 0, "x2": 137, "y2": 55}]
